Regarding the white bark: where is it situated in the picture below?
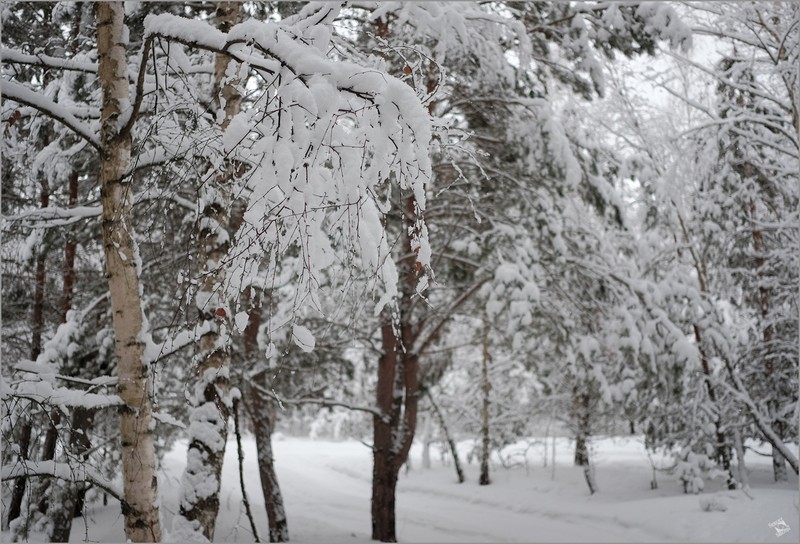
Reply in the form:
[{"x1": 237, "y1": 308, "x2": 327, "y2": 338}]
[
  {"x1": 96, "y1": 2, "x2": 161, "y2": 541},
  {"x1": 176, "y1": 3, "x2": 243, "y2": 540}
]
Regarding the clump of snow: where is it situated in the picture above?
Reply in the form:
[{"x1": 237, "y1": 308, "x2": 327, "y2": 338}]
[{"x1": 292, "y1": 324, "x2": 315, "y2": 353}]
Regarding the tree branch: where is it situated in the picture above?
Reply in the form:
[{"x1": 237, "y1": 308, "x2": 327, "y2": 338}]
[
  {"x1": 413, "y1": 276, "x2": 490, "y2": 357},
  {"x1": 1, "y1": 79, "x2": 100, "y2": 150},
  {"x1": 249, "y1": 381, "x2": 388, "y2": 422},
  {"x1": 717, "y1": 361, "x2": 799, "y2": 475},
  {"x1": 1, "y1": 460, "x2": 123, "y2": 503},
  {"x1": 120, "y1": 35, "x2": 154, "y2": 138},
  {"x1": 1, "y1": 48, "x2": 98, "y2": 73}
]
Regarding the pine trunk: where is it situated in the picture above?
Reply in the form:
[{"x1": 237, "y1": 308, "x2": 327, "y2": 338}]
[
  {"x1": 6, "y1": 173, "x2": 49, "y2": 527},
  {"x1": 242, "y1": 287, "x2": 289, "y2": 542},
  {"x1": 371, "y1": 451, "x2": 399, "y2": 543},
  {"x1": 5, "y1": 419, "x2": 31, "y2": 528},
  {"x1": 372, "y1": 321, "x2": 401, "y2": 543},
  {"x1": 47, "y1": 406, "x2": 96, "y2": 542},
  {"x1": 479, "y1": 322, "x2": 491, "y2": 486},
  {"x1": 371, "y1": 197, "x2": 421, "y2": 541},
  {"x1": 36, "y1": 412, "x2": 61, "y2": 514},
  {"x1": 749, "y1": 199, "x2": 788, "y2": 482},
  {"x1": 247, "y1": 376, "x2": 289, "y2": 542},
  {"x1": 693, "y1": 324, "x2": 736, "y2": 489},
  {"x1": 372, "y1": 322, "x2": 419, "y2": 541},
  {"x1": 97, "y1": 3, "x2": 161, "y2": 540},
  {"x1": 572, "y1": 388, "x2": 596, "y2": 494},
  {"x1": 47, "y1": 171, "x2": 84, "y2": 541},
  {"x1": 61, "y1": 172, "x2": 78, "y2": 322}
]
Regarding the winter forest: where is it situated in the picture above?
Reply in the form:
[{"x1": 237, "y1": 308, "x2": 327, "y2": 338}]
[{"x1": 0, "y1": 1, "x2": 798, "y2": 542}]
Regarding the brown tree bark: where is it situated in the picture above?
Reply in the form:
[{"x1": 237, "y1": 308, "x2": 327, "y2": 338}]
[
  {"x1": 372, "y1": 321, "x2": 401, "y2": 543},
  {"x1": 61, "y1": 172, "x2": 78, "y2": 322},
  {"x1": 97, "y1": 3, "x2": 161, "y2": 540},
  {"x1": 48, "y1": 407, "x2": 95, "y2": 542},
  {"x1": 242, "y1": 288, "x2": 290, "y2": 542},
  {"x1": 693, "y1": 324, "x2": 736, "y2": 489},
  {"x1": 45, "y1": 170, "x2": 84, "y2": 540},
  {"x1": 479, "y1": 320, "x2": 491, "y2": 486},
  {"x1": 247, "y1": 375, "x2": 290, "y2": 543},
  {"x1": 749, "y1": 199, "x2": 788, "y2": 482},
  {"x1": 6, "y1": 173, "x2": 49, "y2": 528},
  {"x1": 371, "y1": 197, "x2": 421, "y2": 543}
]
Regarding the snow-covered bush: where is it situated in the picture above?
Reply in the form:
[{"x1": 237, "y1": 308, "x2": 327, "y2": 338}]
[
  {"x1": 673, "y1": 448, "x2": 716, "y2": 494},
  {"x1": 698, "y1": 495, "x2": 728, "y2": 512}
]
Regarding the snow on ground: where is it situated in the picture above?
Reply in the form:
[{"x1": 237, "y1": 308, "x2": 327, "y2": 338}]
[{"x1": 19, "y1": 434, "x2": 800, "y2": 543}]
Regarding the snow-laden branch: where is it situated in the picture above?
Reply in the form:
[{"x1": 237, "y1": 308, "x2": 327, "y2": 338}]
[
  {"x1": 13, "y1": 361, "x2": 117, "y2": 390},
  {"x1": 1, "y1": 48, "x2": 98, "y2": 73},
  {"x1": 6, "y1": 377, "x2": 122, "y2": 410},
  {"x1": 2, "y1": 190, "x2": 196, "y2": 228},
  {"x1": 133, "y1": 10, "x2": 433, "y2": 319},
  {"x1": 3, "y1": 205, "x2": 101, "y2": 225},
  {"x1": 716, "y1": 364, "x2": 799, "y2": 475},
  {"x1": 282, "y1": 1, "x2": 345, "y2": 31},
  {"x1": 1, "y1": 460, "x2": 123, "y2": 503},
  {"x1": 664, "y1": 50, "x2": 792, "y2": 114},
  {"x1": 0, "y1": 79, "x2": 100, "y2": 150}
]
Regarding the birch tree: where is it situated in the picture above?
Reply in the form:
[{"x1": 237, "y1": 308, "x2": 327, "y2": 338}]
[{"x1": 3, "y1": 3, "x2": 434, "y2": 541}]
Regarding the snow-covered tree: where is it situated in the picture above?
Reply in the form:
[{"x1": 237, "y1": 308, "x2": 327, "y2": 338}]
[{"x1": 3, "y1": 2, "x2": 433, "y2": 541}]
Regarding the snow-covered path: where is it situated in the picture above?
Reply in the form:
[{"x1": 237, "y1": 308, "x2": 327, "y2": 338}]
[
  {"x1": 26, "y1": 435, "x2": 798, "y2": 543},
  {"x1": 199, "y1": 436, "x2": 798, "y2": 543}
]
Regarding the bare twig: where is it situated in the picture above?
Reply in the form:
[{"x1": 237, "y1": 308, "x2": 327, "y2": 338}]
[{"x1": 232, "y1": 398, "x2": 260, "y2": 543}]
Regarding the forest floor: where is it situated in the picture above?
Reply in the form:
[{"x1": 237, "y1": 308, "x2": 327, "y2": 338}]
[{"x1": 18, "y1": 434, "x2": 800, "y2": 542}]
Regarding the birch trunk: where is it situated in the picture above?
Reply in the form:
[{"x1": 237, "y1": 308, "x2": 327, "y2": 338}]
[
  {"x1": 97, "y1": 2, "x2": 161, "y2": 540},
  {"x1": 572, "y1": 387, "x2": 596, "y2": 494},
  {"x1": 177, "y1": 3, "x2": 243, "y2": 539},
  {"x1": 732, "y1": 426, "x2": 750, "y2": 490}
]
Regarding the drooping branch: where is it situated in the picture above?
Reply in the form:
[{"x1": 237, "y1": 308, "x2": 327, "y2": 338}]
[
  {"x1": 0, "y1": 79, "x2": 100, "y2": 150},
  {"x1": 232, "y1": 398, "x2": 261, "y2": 543},
  {"x1": 1, "y1": 461, "x2": 123, "y2": 503},
  {"x1": 716, "y1": 362, "x2": 799, "y2": 475}
]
